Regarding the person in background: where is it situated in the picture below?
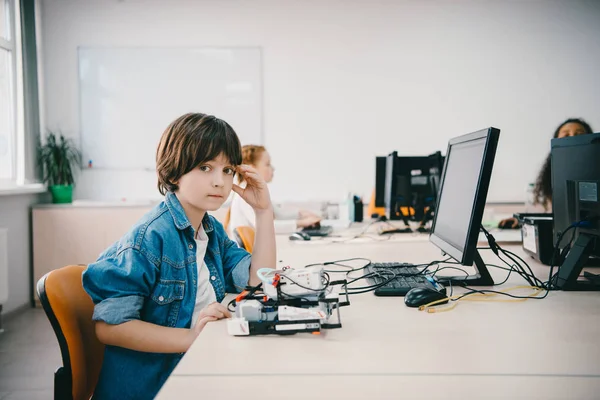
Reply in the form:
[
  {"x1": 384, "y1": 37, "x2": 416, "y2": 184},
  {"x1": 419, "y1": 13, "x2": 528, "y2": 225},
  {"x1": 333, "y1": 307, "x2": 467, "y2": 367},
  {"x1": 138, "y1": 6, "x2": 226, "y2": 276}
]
[
  {"x1": 228, "y1": 145, "x2": 322, "y2": 235},
  {"x1": 499, "y1": 118, "x2": 594, "y2": 229}
]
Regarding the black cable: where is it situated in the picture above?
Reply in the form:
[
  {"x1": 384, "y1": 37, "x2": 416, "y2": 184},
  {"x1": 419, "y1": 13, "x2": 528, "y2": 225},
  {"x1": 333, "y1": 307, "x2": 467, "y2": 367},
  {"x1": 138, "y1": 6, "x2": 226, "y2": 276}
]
[
  {"x1": 495, "y1": 248, "x2": 536, "y2": 287},
  {"x1": 485, "y1": 263, "x2": 524, "y2": 286},
  {"x1": 345, "y1": 259, "x2": 459, "y2": 295},
  {"x1": 502, "y1": 249, "x2": 544, "y2": 287},
  {"x1": 497, "y1": 246, "x2": 542, "y2": 286},
  {"x1": 227, "y1": 282, "x2": 264, "y2": 311},
  {"x1": 479, "y1": 226, "x2": 546, "y2": 288},
  {"x1": 304, "y1": 258, "x2": 372, "y2": 271},
  {"x1": 428, "y1": 266, "x2": 470, "y2": 278},
  {"x1": 279, "y1": 271, "x2": 331, "y2": 292},
  {"x1": 345, "y1": 270, "x2": 397, "y2": 289},
  {"x1": 479, "y1": 227, "x2": 530, "y2": 284},
  {"x1": 547, "y1": 224, "x2": 577, "y2": 289},
  {"x1": 342, "y1": 268, "x2": 406, "y2": 295}
]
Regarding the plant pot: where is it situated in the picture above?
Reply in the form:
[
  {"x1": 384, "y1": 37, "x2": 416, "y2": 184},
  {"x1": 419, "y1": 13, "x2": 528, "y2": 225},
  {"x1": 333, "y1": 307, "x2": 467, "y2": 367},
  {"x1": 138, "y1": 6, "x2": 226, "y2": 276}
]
[{"x1": 49, "y1": 185, "x2": 73, "y2": 204}]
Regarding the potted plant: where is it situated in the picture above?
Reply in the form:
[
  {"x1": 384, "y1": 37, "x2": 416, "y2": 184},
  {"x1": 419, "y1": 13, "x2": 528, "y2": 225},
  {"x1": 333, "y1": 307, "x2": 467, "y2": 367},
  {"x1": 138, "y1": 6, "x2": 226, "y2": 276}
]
[{"x1": 38, "y1": 132, "x2": 82, "y2": 204}]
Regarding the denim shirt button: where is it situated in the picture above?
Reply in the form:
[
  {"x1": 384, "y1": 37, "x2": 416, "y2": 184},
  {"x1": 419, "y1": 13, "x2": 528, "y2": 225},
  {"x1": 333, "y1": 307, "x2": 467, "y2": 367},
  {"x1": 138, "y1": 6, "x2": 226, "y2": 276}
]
[
  {"x1": 158, "y1": 295, "x2": 165, "y2": 302},
  {"x1": 188, "y1": 244, "x2": 193, "y2": 250},
  {"x1": 211, "y1": 276, "x2": 216, "y2": 281}
]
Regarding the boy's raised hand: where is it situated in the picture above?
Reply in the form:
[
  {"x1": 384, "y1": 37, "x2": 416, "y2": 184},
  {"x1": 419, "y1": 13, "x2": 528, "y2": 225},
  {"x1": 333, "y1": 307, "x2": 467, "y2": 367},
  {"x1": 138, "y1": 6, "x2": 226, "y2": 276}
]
[{"x1": 233, "y1": 165, "x2": 272, "y2": 211}]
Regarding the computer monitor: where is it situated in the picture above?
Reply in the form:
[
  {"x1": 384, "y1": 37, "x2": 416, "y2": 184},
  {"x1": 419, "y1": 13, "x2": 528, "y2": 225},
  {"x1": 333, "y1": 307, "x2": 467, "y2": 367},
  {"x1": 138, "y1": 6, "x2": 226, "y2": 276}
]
[
  {"x1": 375, "y1": 157, "x2": 387, "y2": 208},
  {"x1": 381, "y1": 152, "x2": 445, "y2": 225},
  {"x1": 551, "y1": 132, "x2": 600, "y2": 290},
  {"x1": 410, "y1": 151, "x2": 445, "y2": 227},
  {"x1": 427, "y1": 151, "x2": 445, "y2": 199},
  {"x1": 429, "y1": 127, "x2": 500, "y2": 286},
  {"x1": 384, "y1": 151, "x2": 400, "y2": 221}
]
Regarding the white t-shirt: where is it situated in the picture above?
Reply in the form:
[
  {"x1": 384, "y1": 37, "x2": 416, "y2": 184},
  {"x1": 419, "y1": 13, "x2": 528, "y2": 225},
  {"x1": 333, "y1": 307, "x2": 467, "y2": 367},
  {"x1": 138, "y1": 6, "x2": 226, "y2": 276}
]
[
  {"x1": 191, "y1": 225, "x2": 217, "y2": 327},
  {"x1": 228, "y1": 190, "x2": 299, "y2": 236}
]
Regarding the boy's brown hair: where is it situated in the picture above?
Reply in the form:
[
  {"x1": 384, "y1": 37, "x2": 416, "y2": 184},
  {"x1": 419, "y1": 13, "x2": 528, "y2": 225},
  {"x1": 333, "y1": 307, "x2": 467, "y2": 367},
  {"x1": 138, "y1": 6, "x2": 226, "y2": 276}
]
[{"x1": 156, "y1": 113, "x2": 242, "y2": 195}]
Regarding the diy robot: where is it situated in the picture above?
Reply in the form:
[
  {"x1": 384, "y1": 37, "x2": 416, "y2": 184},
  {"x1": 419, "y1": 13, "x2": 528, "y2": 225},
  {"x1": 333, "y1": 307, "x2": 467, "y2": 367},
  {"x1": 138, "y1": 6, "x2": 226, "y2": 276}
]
[{"x1": 227, "y1": 266, "x2": 349, "y2": 336}]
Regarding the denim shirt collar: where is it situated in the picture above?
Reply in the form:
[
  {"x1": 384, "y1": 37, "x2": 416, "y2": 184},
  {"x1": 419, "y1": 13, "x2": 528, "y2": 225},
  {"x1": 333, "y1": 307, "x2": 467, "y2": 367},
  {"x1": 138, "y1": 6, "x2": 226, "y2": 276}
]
[{"x1": 165, "y1": 191, "x2": 214, "y2": 233}]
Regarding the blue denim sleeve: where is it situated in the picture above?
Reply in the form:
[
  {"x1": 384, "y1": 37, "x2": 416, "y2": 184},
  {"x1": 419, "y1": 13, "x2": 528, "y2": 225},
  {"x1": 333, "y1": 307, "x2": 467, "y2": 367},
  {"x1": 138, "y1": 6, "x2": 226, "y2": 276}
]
[{"x1": 82, "y1": 246, "x2": 159, "y2": 325}]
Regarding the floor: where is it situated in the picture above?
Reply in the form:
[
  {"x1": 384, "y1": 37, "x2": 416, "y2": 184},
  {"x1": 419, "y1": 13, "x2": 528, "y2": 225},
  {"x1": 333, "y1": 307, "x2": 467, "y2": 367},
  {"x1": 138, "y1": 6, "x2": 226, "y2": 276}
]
[{"x1": 0, "y1": 307, "x2": 61, "y2": 399}]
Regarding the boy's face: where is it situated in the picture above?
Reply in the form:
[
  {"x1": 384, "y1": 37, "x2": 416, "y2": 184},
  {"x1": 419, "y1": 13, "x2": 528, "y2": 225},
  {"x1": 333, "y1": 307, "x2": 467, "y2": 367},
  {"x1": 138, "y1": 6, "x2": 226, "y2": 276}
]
[{"x1": 176, "y1": 153, "x2": 236, "y2": 212}]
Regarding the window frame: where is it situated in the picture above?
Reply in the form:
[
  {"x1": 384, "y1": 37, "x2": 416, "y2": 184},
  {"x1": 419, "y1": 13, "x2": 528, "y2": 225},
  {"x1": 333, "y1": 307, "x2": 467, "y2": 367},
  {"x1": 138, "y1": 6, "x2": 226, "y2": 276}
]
[{"x1": 0, "y1": 0, "x2": 18, "y2": 184}]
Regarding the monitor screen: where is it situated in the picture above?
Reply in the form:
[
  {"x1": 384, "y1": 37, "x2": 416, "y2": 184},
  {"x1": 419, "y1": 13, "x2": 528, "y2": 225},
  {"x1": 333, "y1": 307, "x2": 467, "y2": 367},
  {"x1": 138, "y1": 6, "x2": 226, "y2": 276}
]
[
  {"x1": 375, "y1": 156, "x2": 387, "y2": 207},
  {"x1": 384, "y1": 152, "x2": 397, "y2": 220},
  {"x1": 430, "y1": 128, "x2": 500, "y2": 266}
]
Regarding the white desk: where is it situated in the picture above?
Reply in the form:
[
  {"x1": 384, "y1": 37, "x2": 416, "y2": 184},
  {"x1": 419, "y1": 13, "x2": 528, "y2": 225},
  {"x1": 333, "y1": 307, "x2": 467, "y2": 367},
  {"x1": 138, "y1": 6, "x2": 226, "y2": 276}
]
[{"x1": 156, "y1": 233, "x2": 600, "y2": 400}]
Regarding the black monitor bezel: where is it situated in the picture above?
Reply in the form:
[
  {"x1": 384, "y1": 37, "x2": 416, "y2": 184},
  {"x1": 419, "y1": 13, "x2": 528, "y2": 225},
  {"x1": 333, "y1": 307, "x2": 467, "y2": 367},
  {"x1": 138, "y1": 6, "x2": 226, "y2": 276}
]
[{"x1": 429, "y1": 127, "x2": 500, "y2": 266}]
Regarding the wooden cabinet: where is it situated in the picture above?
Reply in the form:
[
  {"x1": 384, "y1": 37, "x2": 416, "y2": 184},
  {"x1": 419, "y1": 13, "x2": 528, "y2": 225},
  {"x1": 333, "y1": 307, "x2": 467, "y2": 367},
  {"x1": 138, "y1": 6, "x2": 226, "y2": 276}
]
[
  {"x1": 31, "y1": 203, "x2": 230, "y2": 305},
  {"x1": 32, "y1": 205, "x2": 152, "y2": 304}
]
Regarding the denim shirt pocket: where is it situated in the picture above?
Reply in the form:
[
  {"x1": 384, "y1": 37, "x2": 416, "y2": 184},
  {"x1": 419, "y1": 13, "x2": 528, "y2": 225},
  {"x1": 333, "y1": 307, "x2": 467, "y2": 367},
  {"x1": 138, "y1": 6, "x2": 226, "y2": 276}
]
[{"x1": 150, "y1": 280, "x2": 185, "y2": 327}]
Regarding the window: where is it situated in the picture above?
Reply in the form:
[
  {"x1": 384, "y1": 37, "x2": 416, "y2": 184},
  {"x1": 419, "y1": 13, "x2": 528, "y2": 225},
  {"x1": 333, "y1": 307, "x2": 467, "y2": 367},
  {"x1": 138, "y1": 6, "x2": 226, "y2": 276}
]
[{"x1": 0, "y1": 0, "x2": 16, "y2": 181}]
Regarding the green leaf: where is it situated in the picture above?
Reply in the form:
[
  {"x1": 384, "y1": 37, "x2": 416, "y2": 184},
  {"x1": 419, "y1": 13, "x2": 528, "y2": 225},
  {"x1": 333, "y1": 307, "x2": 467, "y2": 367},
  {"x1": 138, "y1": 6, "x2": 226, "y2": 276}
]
[{"x1": 37, "y1": 130, "x2": 82, "y2": 186}]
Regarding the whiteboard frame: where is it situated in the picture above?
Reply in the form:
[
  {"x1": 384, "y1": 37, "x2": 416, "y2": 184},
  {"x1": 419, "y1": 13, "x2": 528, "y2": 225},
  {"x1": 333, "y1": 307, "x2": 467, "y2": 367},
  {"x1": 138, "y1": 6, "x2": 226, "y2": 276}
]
[{"x1": 77, "y1": 46, "x2": 264, "y2": 170}]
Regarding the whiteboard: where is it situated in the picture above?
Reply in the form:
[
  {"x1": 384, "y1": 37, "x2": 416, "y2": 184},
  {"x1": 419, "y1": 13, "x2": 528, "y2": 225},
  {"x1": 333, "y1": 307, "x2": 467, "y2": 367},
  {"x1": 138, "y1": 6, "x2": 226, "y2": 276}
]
[{"x1": 78, "y1": 47, "x2": 262, "y2": 169}]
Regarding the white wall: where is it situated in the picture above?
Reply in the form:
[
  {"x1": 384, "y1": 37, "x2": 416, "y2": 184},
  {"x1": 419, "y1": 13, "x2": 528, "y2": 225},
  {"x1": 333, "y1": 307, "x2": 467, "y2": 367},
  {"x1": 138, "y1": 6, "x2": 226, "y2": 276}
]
[
  {"x1": 40, "y1": 0, "x2": 600, "y2": 203},
  {"x1": 0, "y1": 193, "x2": 43, "y2": 314}
]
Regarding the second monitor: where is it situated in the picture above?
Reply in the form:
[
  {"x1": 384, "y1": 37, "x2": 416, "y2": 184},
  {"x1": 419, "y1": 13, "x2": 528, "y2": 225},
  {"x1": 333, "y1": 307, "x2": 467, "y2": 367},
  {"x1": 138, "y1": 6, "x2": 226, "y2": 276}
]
[{"x1": 381, "y1": 151, "x2": 444, "y2": 231}]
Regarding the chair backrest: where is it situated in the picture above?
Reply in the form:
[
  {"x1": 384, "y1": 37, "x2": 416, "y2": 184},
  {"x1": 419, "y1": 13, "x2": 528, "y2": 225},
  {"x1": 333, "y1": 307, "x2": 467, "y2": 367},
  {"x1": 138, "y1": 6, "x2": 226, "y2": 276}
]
[
  {"x1": 368, "y1": 188, "x2": 417, "y2": 219},
  {"x1": 233, "y1": 226, "x2": 255, "y2": 253},
  {"x1": 367, "y1": 188, "x2": 386, "y2": 218},
  {"x1": 224, "y1": 207, "x2": 232, "y2": 232},
  {"x1": 37, "y1": 265, "x2": 105, "y2": 400}
]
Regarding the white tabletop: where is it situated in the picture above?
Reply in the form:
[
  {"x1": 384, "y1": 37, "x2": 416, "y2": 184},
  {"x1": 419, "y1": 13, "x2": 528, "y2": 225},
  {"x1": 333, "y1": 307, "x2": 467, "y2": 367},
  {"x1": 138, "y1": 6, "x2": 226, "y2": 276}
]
[{"x1": 156, "y1": 230, "x2": 600, "y2": 400}]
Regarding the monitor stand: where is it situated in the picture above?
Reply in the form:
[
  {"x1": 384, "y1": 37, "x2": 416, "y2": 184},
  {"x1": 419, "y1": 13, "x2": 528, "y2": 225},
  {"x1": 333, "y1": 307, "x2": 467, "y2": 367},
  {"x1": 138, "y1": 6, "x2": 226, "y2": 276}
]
[
  {"x1": 437, "y1": 250, "x2": 494, "y2": 286},
  {"x1": 555, "y1": 233, "x2": 600, "y2": 291}
]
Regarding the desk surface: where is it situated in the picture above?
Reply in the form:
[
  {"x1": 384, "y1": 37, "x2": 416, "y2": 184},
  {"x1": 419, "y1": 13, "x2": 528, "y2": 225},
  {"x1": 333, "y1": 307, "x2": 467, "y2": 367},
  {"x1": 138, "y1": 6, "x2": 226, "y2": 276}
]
[{"x1": 156, "y1": 233, "x2": 600, "y2": 400}]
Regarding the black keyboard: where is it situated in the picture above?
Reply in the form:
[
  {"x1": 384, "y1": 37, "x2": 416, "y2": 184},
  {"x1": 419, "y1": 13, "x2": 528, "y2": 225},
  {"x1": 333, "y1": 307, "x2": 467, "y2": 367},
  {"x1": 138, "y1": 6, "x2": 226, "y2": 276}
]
[
  {"x1": 364, "y1": 262, "x2": 440, "y2": 296},
  {"x1": 301, "y1": 226, "x2": 334, "y2": 237}
]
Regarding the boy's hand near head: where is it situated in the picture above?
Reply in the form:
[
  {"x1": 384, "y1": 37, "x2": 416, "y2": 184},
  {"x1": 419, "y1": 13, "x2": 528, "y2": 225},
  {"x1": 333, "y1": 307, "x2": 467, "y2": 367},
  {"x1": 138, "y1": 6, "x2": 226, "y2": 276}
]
[
  {"x1": 233, "y1": 164, "x2": 272, "y2": 212},
  {"x1": 234, "y1": 164, "x2": 276, "y2": 285}
]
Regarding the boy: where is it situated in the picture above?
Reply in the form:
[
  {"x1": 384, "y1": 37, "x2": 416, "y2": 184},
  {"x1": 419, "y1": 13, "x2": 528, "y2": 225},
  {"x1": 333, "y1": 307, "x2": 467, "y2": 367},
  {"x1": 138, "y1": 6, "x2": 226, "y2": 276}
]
[{"x1": 83, "y1": 113, "x2": 276, "y2": 399}]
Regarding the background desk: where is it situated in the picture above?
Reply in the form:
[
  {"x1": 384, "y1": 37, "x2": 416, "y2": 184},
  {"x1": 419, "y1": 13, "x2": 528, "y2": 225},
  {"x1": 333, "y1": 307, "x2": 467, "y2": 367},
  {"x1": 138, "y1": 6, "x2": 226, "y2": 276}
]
[
  {"x1": 30, "y1": 201, "x2": 523, "y2": 305},
  {"x1": 156, "y1": 236, "x2": 600, "y2": 399}
]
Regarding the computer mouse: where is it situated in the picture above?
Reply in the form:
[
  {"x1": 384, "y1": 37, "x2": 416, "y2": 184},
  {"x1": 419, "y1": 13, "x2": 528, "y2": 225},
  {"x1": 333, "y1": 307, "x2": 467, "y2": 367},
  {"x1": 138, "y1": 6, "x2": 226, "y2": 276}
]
[
  {"x1": 289, "y1": 231, "x2": 311, "y2": 241},
  {"x1": 404, "y1": 287, "x2": 448, "y2": 308}
]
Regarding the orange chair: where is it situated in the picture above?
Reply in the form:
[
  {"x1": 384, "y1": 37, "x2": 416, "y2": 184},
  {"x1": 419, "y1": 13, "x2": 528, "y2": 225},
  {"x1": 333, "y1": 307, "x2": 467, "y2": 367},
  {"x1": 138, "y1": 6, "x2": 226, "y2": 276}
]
[
  {"x1": 233, "y1": 226, "x2": 255, "y2": 253},
  {"x1": 223, "y1": 207, "x2": 231, "y2": 232},
  {"x1": 368, "y1": 188, "x2": 423, "y2": 220},
  {"x1": 367, "y1": 189, "x2": 386, "y2": 218},
  {"x1": 37, "y1": 265, "x2": 105, "y2": 400}
]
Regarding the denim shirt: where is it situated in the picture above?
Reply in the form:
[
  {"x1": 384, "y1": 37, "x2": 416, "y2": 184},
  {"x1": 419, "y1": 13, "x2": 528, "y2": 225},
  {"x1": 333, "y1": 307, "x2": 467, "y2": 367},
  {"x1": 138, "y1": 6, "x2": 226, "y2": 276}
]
[{"x1": 82, "y1": 192, "x2": 251, "y2": 400}]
